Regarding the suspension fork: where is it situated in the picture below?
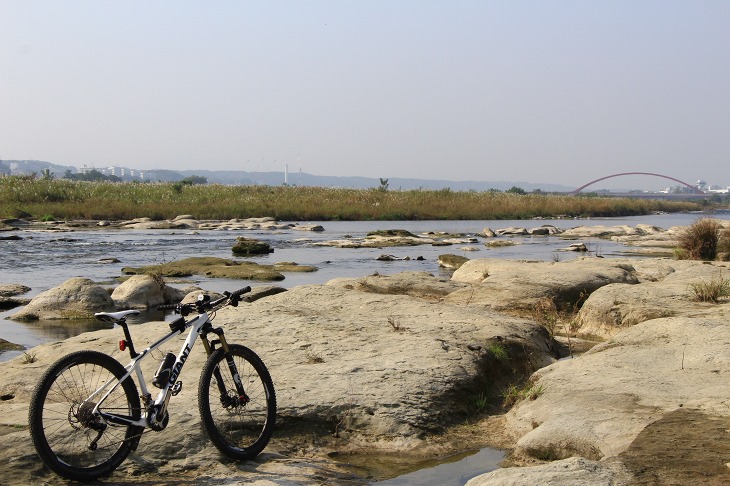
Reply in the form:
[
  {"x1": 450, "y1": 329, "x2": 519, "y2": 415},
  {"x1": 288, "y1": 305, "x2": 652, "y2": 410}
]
[{"x1": 201, "y1": 327, "x2": 249, "y2": 405}]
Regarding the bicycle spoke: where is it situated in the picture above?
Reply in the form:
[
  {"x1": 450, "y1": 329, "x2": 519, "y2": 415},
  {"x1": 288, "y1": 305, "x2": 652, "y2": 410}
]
[{"x1": 29, "y1": 351, "x2": 141, "y2": 481}]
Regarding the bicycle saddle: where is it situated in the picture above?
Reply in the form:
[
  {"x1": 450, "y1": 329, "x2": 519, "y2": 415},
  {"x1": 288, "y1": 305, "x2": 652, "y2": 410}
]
[{"x1": 94, "y1": 310, "x2": 141, "y2": 323}]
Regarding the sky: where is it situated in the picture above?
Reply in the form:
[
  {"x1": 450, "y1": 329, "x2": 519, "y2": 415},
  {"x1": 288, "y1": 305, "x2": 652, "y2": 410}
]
[{"x1": 1, "y1": 1, "x2": 729, "y2": 190}]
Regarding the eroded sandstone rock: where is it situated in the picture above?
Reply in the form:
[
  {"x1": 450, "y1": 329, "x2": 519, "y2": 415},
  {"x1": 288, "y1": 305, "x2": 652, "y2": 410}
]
[
  {"x1": 0, "y1": 279, "x2": 554, "y2": 484},
  {"x1": 10, "y1": 277, "x2": 114, "y2": 320},
  {"x1": 446, "y1": 258, "x2": 638, "y2": 312},
  {"x1": 111, "y1": 275, "x2": 186, "y2": 309}
]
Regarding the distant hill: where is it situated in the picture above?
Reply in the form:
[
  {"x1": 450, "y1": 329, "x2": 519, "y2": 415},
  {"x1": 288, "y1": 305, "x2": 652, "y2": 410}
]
[
  {"x1": 2, "y1": 159, "x2": 77, "y2": 177},
  {"x1": 177, "y1": 170, "x2": 573, "y2": 192},
  {"x1": 1, "y1": 159, "x2": 574, "y2": 192}
]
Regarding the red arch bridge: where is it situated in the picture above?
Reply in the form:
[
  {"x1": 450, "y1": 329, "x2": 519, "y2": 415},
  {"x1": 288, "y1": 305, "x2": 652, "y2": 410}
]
[{"x1": 571, "y1": 172, "x2": 705, "y2": 197}]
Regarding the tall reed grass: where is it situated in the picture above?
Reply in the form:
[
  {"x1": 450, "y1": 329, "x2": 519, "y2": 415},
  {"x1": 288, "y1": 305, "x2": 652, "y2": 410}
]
[
  {"x1": 677, "y1": 218, "x2": 723, "y2": 261},
  {"x1": 0, "y1": 177, "x2": 702, "y2": 221}
]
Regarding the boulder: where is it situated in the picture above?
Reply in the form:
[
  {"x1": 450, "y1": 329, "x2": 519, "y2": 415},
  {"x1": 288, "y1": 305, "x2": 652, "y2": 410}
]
[
  {"x1": 530, "y1": 225, "x2": 562, "y2": 236},
  {"x1": 232, "y1": 237, "x2": 274, "y2": 256},
  {"x1": 495, "y1": 227, "x2": 528, "y2": 236},
  {"x1": 376, "y1": 254, "x2": 409, "y2": 261},
  {"x1": 111, "y1": 275, "x2": 186, "y2": 309},
  {"x1": 438, "y1": 254, "x2": 470, "y2": 270},
  {"x1": 293, "y1": 224, "x2": 325, "y2": 232},
  {"x1": 10, "y1": 277, "x2": 114, "y2": 320}
]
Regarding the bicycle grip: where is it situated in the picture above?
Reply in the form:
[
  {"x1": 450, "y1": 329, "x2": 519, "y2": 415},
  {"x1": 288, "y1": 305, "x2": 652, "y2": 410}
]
[
  {"x1": 156, "y1": 303, "x2": 178, "y2": 311},
  {"x1": 229, "y1": 286, "x2": 252, "y2": 299}
]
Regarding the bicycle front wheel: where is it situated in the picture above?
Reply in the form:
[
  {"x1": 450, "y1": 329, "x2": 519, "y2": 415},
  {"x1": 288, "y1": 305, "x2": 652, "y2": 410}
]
[
  {"x1": 198, "y1": 344, "x2": 276, "y2": 459},
  {"x1": 28, "y1": 350, "x2": 142, "y2": 482}
]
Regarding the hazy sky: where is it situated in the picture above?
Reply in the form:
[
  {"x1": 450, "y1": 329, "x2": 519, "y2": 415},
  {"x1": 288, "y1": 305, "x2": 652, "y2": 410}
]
[{"x1": 1, "y1": 1, "x2": 728, "y2": 189}]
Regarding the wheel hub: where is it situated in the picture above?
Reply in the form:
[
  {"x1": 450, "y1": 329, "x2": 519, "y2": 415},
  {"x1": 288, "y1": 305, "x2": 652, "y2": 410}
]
[{"x1": 69, "y1": 401, "x2": 98, "y2": 429}]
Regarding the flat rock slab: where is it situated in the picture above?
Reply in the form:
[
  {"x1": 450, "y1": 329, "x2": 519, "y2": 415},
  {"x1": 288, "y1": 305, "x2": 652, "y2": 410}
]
[
  {"x1": 0, "y1": 280, "x2": 554, "y2": 484},
  {"x1": 495, "y1": 316, "x2": 730, "y2": 484},
  {"x1": 0, "y1": 284, "x2": 31, "y2": 297},
  {"x1": 314, "y1": 234, "x2": 437, "y2": 248},
  {"x1": 327, "y1": 271, "x2": 467, "y2": 299},
  {"x1": 576, "y1": 259, "x2": 730, "y2": 338},
  {"x1": 121, "y1": 256, "x2": 317, "y2": 282},
  {"x1": 446, "y1": 257, "x2": 639, "y2": 312},
  {"x1": 467, "y1": 457, "x2": 631, "y2": 486}
]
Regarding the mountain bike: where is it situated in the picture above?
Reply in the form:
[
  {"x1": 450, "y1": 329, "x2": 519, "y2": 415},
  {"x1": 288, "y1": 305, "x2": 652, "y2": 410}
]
[{"x1": 28, "y1": 287, "x2": 276, "y2": 482}]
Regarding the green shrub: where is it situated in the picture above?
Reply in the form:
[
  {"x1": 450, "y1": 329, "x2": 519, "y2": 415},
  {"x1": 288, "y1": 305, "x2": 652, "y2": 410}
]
[{"x1": 487, "y1": 343, "x2": 509, "y2": 361}]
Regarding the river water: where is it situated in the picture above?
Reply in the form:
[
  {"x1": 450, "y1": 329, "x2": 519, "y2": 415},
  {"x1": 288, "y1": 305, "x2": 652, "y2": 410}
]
[{"x1": 2, "y1": 212, "x2": 729, "y2": 362}]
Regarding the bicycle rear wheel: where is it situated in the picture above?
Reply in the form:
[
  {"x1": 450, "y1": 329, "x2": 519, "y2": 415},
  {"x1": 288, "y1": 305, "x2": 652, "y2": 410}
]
[
  {"x1": 28, "y1": 350, "x2": 142, "y2": 481},
  {"x1": 198, "y1": 344, "x2": 276, "y2": 459}
]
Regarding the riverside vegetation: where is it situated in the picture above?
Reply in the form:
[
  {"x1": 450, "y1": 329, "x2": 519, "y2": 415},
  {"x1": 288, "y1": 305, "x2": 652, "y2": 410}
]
[{"x1": 0, "y1": 176, "x2": 702, "y2": 221}]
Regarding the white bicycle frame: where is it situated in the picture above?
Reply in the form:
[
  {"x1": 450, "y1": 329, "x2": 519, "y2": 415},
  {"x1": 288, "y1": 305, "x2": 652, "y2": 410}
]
[{"x1": 90, "y1": 311, "x2": 211, "y2": 428}]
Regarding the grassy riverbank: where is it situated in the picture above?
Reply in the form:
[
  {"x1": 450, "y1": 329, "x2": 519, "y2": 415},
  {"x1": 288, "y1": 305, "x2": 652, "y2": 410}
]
[{"x1": 0, "y1": 177, "x2": 702, "y2": 221}]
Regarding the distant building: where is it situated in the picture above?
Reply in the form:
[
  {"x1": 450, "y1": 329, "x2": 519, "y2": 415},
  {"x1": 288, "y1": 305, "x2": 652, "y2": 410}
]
[
  {"x1": 708, "y1": 185, "x2": 730, "y2": 194},
  {"x1": 106, "y1": 166, "x2": 123, "y2": 177}
]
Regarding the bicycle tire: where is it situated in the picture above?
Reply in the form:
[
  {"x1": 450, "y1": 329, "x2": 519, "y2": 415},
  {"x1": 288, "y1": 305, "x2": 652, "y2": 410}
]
[
  {"x1": 198, "y1": 344, "x2": 276, "y2": 459},
  {"x1": 28, "y1": 350, "x2": 142, "y2": 481}
]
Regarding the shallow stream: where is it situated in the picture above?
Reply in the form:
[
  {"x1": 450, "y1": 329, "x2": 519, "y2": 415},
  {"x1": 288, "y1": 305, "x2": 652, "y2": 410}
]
[{"x1": 2, "y1": 213, "x2": 727, "y2": 360}]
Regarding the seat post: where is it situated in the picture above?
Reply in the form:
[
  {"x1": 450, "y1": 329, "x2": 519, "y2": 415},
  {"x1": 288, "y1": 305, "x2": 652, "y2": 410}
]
[{"x1": 119, "y1": 321, "x2": 139, "y2": 358}]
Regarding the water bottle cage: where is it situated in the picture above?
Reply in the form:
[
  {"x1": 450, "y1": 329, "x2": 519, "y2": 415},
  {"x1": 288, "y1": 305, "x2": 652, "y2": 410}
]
[{"x1": 153, "y1": 353, "x2": 176, "y2": 389}]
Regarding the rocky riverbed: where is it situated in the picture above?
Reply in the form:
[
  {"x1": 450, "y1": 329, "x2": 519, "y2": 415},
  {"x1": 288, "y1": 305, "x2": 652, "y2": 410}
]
[{"x1": 1, "y1": 252, "x2": 730, "y2": 484}]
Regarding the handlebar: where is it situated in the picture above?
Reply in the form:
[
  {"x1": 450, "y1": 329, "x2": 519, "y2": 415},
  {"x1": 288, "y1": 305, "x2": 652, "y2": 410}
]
[{"x1": 157, "y1": 286, "x2": 251, "y2": 315}]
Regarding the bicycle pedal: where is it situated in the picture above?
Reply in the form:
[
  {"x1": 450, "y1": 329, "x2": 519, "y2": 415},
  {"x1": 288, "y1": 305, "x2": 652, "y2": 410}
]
[{"x1": 171, "y1": 381, "x2": 183, "y2": 396}]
